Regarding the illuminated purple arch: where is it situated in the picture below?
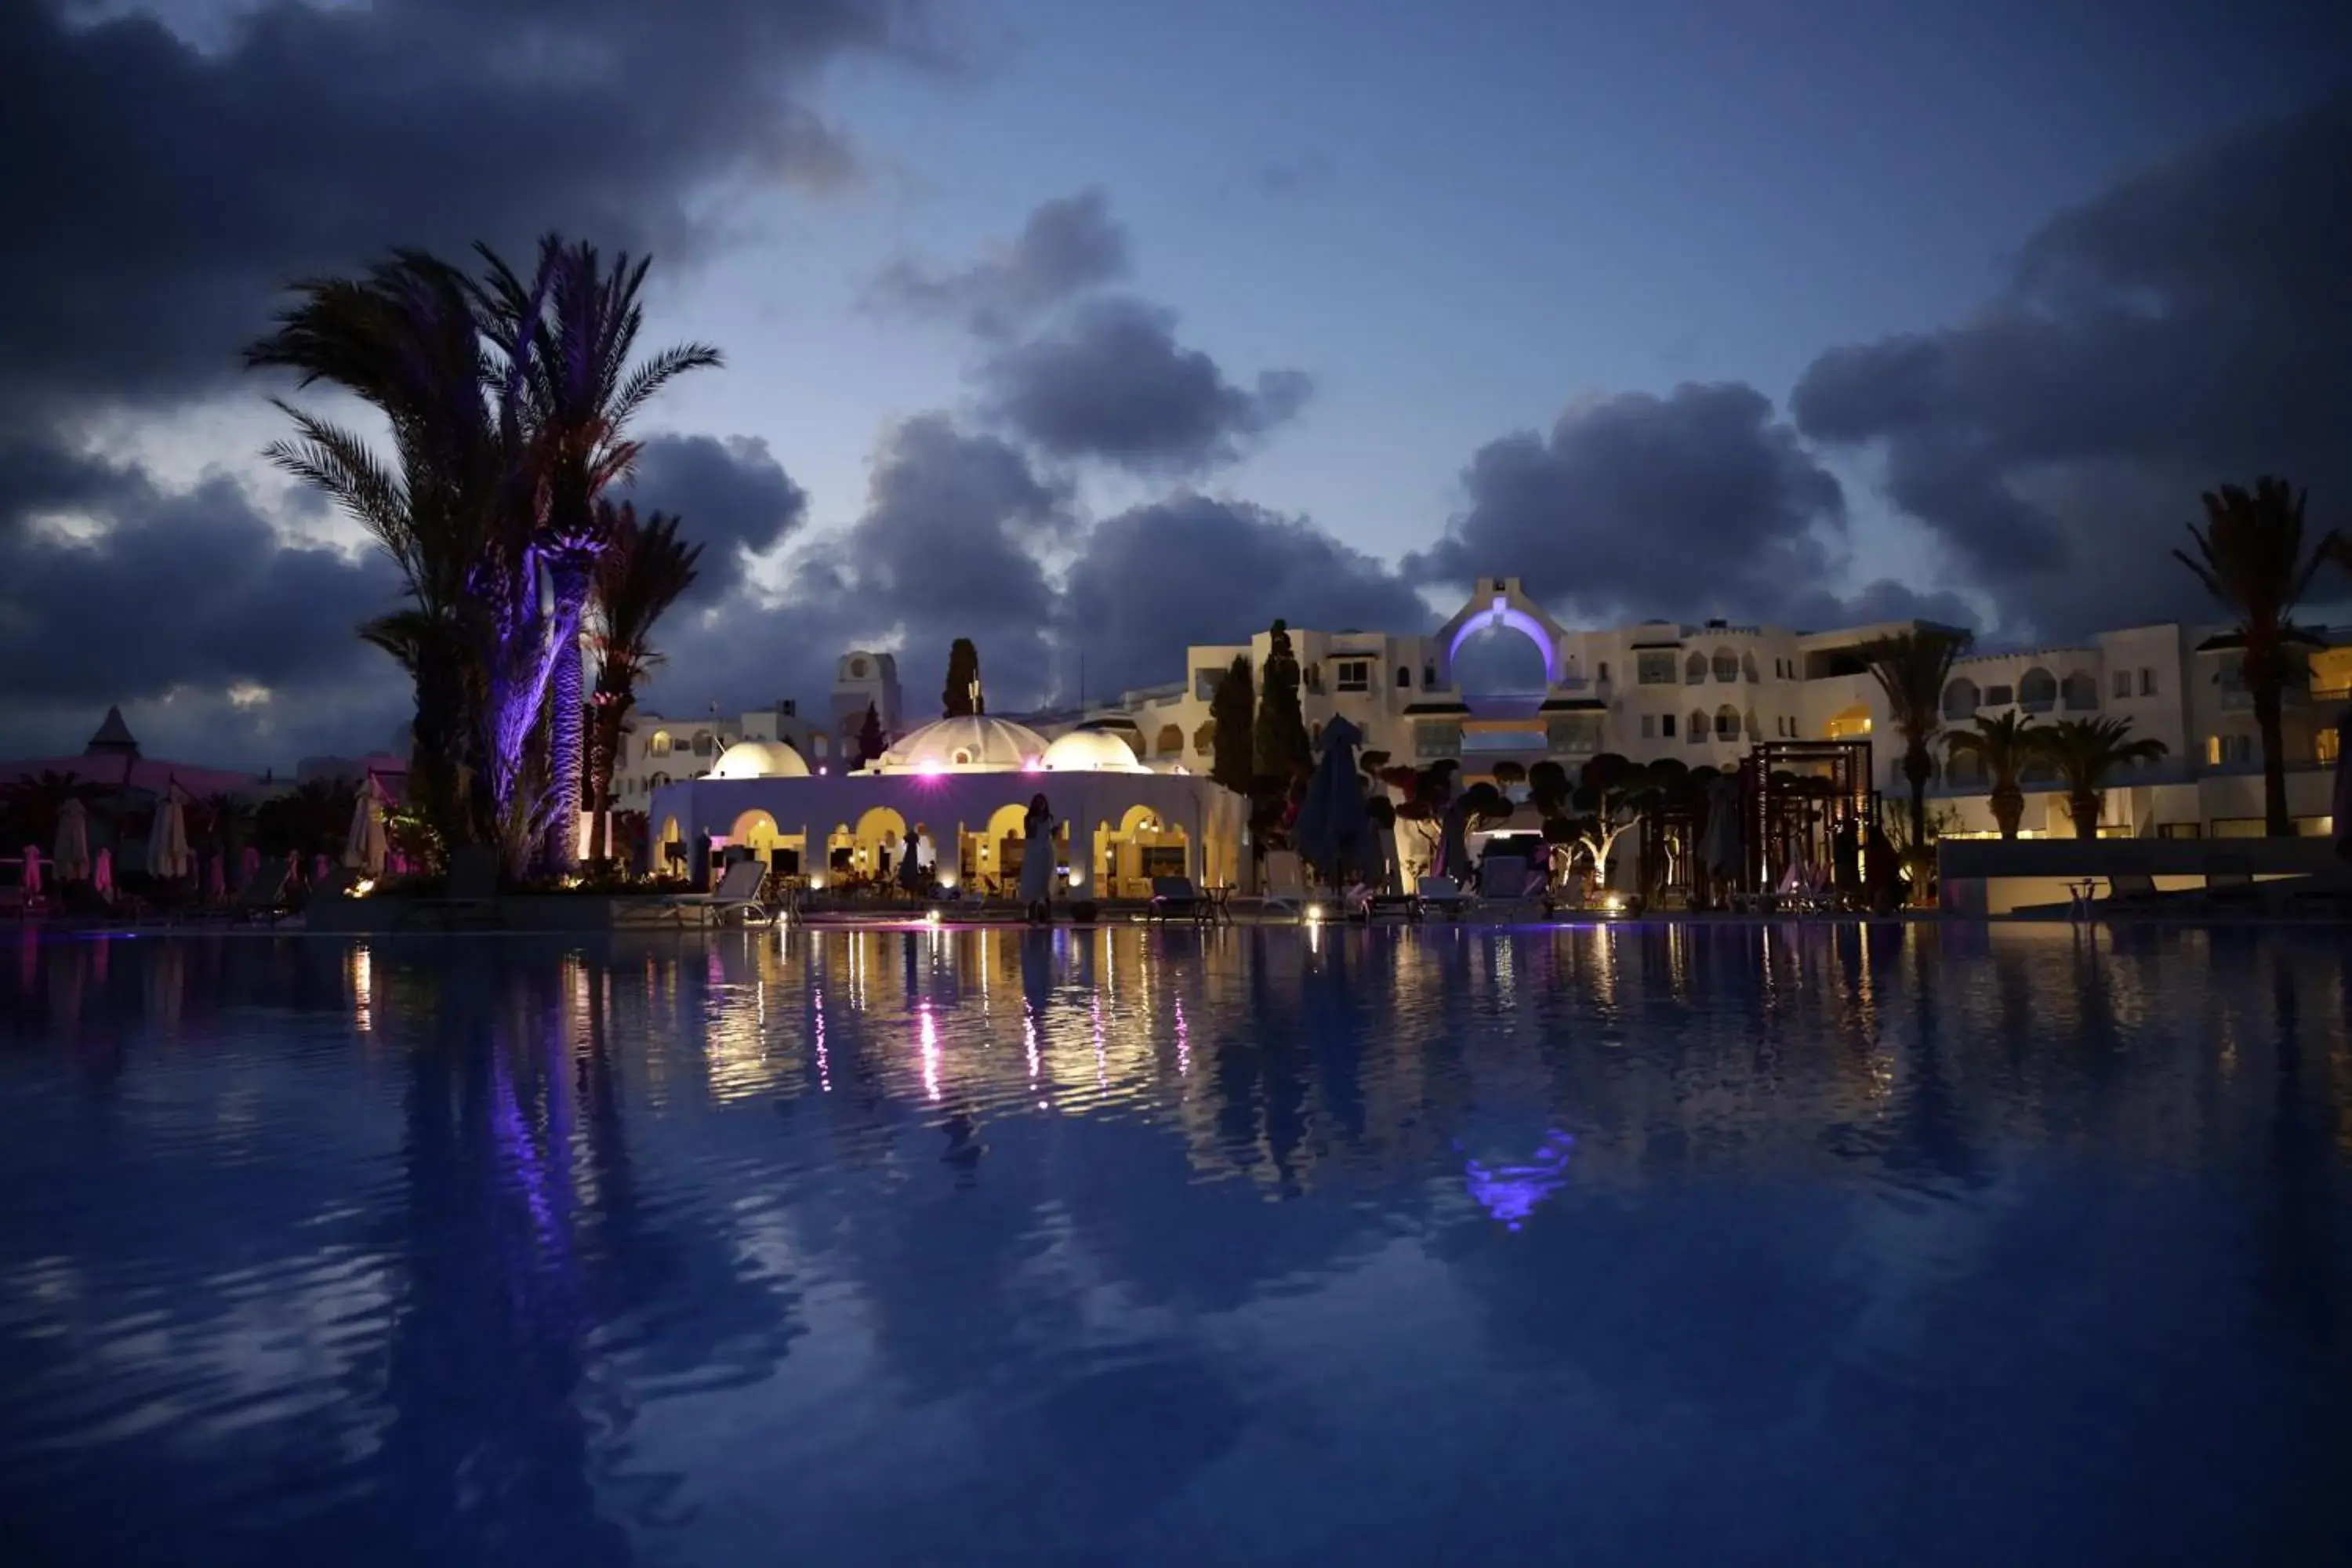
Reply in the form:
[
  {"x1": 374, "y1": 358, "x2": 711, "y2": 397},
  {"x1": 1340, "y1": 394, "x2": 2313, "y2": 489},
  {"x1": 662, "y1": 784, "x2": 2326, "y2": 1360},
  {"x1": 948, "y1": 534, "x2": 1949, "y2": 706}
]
[{"x1": 1445, "y1": 594, "x2": 1559, "y2": 685}]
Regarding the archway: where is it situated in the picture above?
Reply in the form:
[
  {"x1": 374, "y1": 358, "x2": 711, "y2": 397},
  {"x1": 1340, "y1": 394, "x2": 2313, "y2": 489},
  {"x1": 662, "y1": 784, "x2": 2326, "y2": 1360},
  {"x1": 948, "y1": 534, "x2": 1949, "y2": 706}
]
[
  {"x1": 1097, "y1": 801, "x2": 1191, "y2": 897},
  {"x1": 1432, "y1": 579, "x2": 1566, "y2": 696},
  {"x1": 728, "y1": 809, "x2": 797, "y2": 873},
  {"x1": 1449, "y1": 625, "x2": 1552, "y2": 700},
  {"x1": 1825, "y1": 702, "x2": 1871, "y2": 740},
  {"x1": 847, "y1": 805, "x2": 908, "y2": 886}
]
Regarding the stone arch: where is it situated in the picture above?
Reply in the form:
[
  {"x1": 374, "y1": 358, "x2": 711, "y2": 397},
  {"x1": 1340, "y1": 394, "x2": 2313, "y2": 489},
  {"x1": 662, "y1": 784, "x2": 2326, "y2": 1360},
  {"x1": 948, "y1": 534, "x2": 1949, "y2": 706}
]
[
  {"x1": 1192, "y1": 721, "x2": 1215, "y2": 753},
  {"x1": 649, "y1": 730, "x2": 673, "y2": 757},
  {"x1": 1688, "y1": 709, "x2": 1708, "y2": 744},
  {"x1": 1714, "y1": 704, "x2": 1741, "y2": 740},
  {"x1": 2019, "y1": 666, "x2": 2058, "y2": 712},
  {"x1": 1712, "y1": 648, "x2": 1739, "y2": 683},
  {"x1": 2060, "y1": 670, "x2": 2099, "y2": 711},
  {"x1": 1156, "y1": 724, "x2": 1184, "y2": 756},
  {"x1": 1432, "y1": 578, "x2": 1565, "y2": 688},
  {"x1": 1685, "y1": 652, "x2": 1707, "y2": 684},
  {"x1": 1942, "y1": 677, "x2": 1980, "y2": 719},
  {"x1": 729, "y1": 810, "x2": 784, "y2": 866}
]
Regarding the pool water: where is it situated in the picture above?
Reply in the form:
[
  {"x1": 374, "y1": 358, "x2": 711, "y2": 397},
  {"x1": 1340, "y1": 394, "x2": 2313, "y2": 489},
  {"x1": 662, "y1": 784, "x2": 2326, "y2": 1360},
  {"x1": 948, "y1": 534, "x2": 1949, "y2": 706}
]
[{"x1": 1, "y1": 924, "x2": 2347, "y2": 1566}]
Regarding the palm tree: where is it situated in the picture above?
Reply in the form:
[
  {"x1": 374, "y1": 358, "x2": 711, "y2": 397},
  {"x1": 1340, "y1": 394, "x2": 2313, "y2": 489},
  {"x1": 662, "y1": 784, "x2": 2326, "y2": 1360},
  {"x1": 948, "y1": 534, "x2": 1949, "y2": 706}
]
[
  {"x1": 2174, "y1": 478, "x2": 2339, "y2": 836},
  {"x1": 471, "y1": 238, "x2": 721, "y2": 873},
  {"x1": 1861, "y1": 628, "x2": 1973, "y2": 855},
  {"x1": 2039, "y1": 717, "x2": 2167, "y2": 838},
  {"x1": 249, "y1": 249, "x2": 530, "y2": 852},
  {"x1": 584, "y1": 503, "x2": 702, "y2": 862},
  {"x1": 0, "y1": 770, "x2": 107, "y2": 848},
  {"x1": 1944, "y1": 711, "x2": 2042, "y2": 840}
]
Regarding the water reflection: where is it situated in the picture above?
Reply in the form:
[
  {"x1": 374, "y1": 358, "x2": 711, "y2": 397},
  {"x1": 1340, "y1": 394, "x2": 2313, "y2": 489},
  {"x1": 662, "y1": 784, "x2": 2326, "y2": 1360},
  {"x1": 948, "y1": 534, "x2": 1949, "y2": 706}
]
[{"x1": 0, "y1": 924, "x2": 2347, "y2": 1565}]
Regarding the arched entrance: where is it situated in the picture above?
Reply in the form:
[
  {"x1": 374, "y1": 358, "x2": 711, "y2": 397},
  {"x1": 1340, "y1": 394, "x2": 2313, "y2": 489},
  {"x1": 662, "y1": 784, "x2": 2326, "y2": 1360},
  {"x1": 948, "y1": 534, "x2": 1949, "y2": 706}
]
[
  {"x1": 1431, "y1": 576, "x2": 1566, "y2": 695},
  {"x1": 1095, "y1": 802, "x2": 1191, "y2": 897}
]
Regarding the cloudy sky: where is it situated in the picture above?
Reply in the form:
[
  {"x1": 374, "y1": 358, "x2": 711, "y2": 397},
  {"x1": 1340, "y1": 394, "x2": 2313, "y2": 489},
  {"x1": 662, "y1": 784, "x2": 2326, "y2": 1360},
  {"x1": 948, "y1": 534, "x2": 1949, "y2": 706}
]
[{"x1": 5, "y1": 0, "x2": 2348, "y2": 768}]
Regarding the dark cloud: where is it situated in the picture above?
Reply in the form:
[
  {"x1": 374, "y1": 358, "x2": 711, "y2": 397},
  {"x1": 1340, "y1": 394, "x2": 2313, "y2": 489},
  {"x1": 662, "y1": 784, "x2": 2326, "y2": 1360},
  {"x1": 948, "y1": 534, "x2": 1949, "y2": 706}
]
[
  {"x1": 983, "y1": 296, "x2": 1312, "y2": 475},
  {"x1": 1061, "y1": 495, "x2": 1431, "y2": 699},
  {"x1": 1791, "y1": 95, "x2": 2352, "y2": 638},
  {"x1": 1784, "y1": 579, "x2": 1980, "y2": 636},
  {"x1": 1404, "y1": 383, "x2": 1849, "y2": 625},
  {"x1": 2, "y1": 0, "x2": 942, "y2": 419},
  {"x1": 649, "y1": 416, "x2": 1074, "y2": 721},
  {"x1": 626, "y1": 434, "x2": 810, "y2": 596},
  {"x1": 869, "y1": 188, "x2": 1131, "y2": 339},
  {"x1": 0, "y1": 453, "x2": 408, "y2": 765}
]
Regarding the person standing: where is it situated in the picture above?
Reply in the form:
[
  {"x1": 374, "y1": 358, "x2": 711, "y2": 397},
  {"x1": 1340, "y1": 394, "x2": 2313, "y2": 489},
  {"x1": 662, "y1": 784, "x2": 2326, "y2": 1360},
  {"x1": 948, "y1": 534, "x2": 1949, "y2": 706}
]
[
  {"x1": 900, "y1": 825, "x2": 928, "y2": 898},
  {"x1": 1019, "y1": 794, "x2": 1058, "y2": 924}
]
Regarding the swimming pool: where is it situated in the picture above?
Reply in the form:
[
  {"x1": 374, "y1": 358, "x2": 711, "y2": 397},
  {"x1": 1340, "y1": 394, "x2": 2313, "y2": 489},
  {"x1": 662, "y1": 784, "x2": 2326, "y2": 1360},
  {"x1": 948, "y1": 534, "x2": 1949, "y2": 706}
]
[{"x1": 1, "y1": 924, "x2": 2346, "y2": 1566}]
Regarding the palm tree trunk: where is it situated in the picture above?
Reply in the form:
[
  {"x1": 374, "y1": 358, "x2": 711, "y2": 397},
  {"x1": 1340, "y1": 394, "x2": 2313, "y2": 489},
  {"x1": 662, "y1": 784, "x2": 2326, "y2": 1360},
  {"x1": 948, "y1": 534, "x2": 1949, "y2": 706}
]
[
  {"x1": 541, "y1": 562, "x2": 594, "y2": 874},
  {"x1": 2070, "y1": 790, "x2": 2100, "y2": 838},
  {"x1": 1905, "y1": 744, "x2": 1930, "y2": 851},
  {"x1": 2253, "y1": 681, "x2": 2290, "y2": 837},
  {"x1": 1991, "y1": 783, "x2": 2024, "y2": 841},
  {"x1": 585, "y1": 700, "x2": 626, "y2": 864}
]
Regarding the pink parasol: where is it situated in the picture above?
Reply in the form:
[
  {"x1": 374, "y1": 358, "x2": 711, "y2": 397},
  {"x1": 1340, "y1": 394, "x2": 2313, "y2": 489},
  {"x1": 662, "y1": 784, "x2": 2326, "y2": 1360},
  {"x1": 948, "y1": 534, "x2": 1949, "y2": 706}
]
[
  {"x1": 20, "y1": 847, "x2": 39, "y2": 896},
  {"x1": 314, "y1": 853, "x2": 332, "y2": 886},
  {"x1": 241, "y1": 845, "x2": 261, "y2": 884},
  {"x1": 207, "y1": 853, "x2": 227, "y2": 900},
  {"x1": 93, "y1": 848, "x2": 114, "y2": 896}
]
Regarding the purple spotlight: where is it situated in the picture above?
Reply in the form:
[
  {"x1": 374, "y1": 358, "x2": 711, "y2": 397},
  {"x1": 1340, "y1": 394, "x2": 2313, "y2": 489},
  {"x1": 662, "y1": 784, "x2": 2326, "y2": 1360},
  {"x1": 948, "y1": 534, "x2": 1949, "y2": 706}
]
[
  {"x1": 1446, "y1": 594, "x2": 1558, "y2": 686},
  {"x1": 1462, "y1": 1130, "x2": 1576, "y2": 1231}
]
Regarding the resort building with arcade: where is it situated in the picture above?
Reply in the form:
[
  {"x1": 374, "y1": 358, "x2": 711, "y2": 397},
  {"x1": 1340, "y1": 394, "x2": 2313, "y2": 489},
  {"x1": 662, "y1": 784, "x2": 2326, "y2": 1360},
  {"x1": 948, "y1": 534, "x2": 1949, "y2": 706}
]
[
  {"x1": 1076, "y1": 576, "x2": 2349, "y2": 844},
  {"x1": 638, "y1": 574, "x2": 2345, "y2": 899}
]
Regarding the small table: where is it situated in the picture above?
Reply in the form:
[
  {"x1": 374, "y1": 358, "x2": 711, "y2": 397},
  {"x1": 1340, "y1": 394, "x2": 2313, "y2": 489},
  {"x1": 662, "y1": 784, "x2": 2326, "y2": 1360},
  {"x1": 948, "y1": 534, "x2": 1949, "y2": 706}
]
[{"x1": 1202, "y1": 886, "x2": 1234, "y2": 925}]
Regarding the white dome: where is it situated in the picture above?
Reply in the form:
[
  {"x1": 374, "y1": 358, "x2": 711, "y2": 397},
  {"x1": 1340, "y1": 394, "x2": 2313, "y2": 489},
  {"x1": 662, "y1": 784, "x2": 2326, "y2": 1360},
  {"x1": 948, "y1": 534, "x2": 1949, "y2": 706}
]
[
  {"x1": 707, "y1": 739, "x2": 811, "y2": 780},
  {"x1": 873, "y1": 714, "x2": 1048, "y2": 774},
  {"x1": 1040, "y1": 729, "x2": 1149, "y2": 773}
]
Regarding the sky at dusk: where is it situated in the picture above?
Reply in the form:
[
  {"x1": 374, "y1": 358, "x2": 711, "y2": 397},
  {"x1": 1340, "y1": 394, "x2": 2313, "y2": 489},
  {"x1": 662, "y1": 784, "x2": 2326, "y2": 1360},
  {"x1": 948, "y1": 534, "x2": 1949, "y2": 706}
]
[{"x1": 5, "y1": 0, "x2": 2349, "y2": 768}]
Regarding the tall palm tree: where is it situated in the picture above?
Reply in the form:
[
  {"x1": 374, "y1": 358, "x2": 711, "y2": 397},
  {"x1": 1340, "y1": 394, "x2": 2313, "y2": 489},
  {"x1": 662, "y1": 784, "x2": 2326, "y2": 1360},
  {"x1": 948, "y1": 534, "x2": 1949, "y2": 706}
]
[
  {"x1": 0, "y1": 770, "x2": 107, "y2": 848},
  {"x1": 584, "y1": 502, "x2": 702, "y2": 862},
  {"x1": 1862, "y1": 628, "x2": 1973, "y2": 855},
  {"x1": 1944, "y1": 710, "x2": 2041, "y2": 840},
  {"x1": 2174, "y1": 477, "x2": 2338, "y2": 836},
  {"x1": 248, "y1": 249, "x2": 536, "y2": 852},
  {"x1": 2039, "y1": 717, "x2": 2167, "y2": 838},
  {"x1": 470, "y1": 238, "x2": 720, "y2": 873}
]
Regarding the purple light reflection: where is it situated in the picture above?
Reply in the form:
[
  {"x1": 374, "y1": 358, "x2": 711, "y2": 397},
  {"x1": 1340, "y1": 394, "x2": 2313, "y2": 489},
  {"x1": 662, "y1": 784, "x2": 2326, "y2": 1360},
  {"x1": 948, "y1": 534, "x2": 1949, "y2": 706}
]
[
  {"x1": 1445, "y1": 596, "x2": 1559, "y2": 685},
  {"x1": 1462, "y1": 1130, "x2": 1576, "y2": 1231}
]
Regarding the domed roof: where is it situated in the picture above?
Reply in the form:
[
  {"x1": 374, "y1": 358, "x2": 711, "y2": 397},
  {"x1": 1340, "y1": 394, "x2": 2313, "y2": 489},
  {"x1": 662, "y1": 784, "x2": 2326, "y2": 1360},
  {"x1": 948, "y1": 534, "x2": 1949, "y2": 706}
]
[
  {"x1": 874, "y1": 714, "x2": 1047, "y2": 774},
  {"x1": 707, "y1": 739, "x2": 810, "y2": 780},
  {"x1": 1040, "y1": 728, "x2": 1149, "y2": 773}
]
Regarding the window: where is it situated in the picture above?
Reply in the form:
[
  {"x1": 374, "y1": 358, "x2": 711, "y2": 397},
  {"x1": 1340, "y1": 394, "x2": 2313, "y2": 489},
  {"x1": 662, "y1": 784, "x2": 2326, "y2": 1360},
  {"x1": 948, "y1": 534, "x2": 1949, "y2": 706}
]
[
  {"x1": 693, "y1": 731, "x2": 716, "y2": 756},
  {"x1": 1941, "y1": 677, "x2": 1980, "y2": 719},
  {"x1": 1423, "y1": 662, "x2": 1438, "y2": 688},
  {"x1": 850, "y1": 657, "x2": 868, "y2": 678},
  {"x1": 2205, "y1": 733, "x2": 2256, "y2": 766},
  {"x1": 1687, "y1": 711, "x2": 1706, "y2": 745},
  {"x1": 1662, "y1": 713, "x2": 1676, "y2": 738},
  {"x1": 1638, "y1": 652, "x2": 1678, "y2": 685},
  {"x1": 2140, "y1": 667, "x2": 2158, "y2": 696},
  {"x1": 1193, "y1": 722, "x2": 1216, "y2": 753},
  {"x1": 2019, "y1": 668, "x2": 2057, "y2": 712},
  {"x1": 1194, "y1": 667, "x2": 1225, "y2": 701},
  {"x1": 1640, "y1": 714, "x2": 1657, "y2": 739},
  {"x1": 649, "y1": 731, "x2": 672, "y2": 758},
  {"x1": 1597, "y1": 661, "x2": 1610, "y2": 683},
  {"x1": 1336, "y1": 659, "x2": 1371, "y2": 692},
  {"x1": 2158, "y1": 822, "x2": 2202, "y2": 840},
  {"x1": 2319, "y1": 728, "x2": 2341, "y2": 765},
  {"x1": 1304, "y1": 662, "x2": 1324, "y2": 694},
  {"x1": 2113, "y1": 670, "x2": 2132, "y2": 699},
  {"x1": 1156, "y1": 724, "x2": 1183, "y2": 756},
  {"x1": 1396, "y1": 666, "x2": 1412, "y2": 689},
  {"x1": 1686, "y1": 652, "x2": 1708, "y2": 684},
  {"x1": 1984, "y1": 684, "x2": 2013, "y2": 706},
  {"x1": 1715, "y1": 706, "x2": 1740, "y2": 740},
  {"x1": 1712, "y1": 648, "x2": 1739, "y2": 683},
  {"x1": 2060, "y1": 672, "x2": 2099, "y2": 711},
  {"x1": 1743, "y1": 652, "x2": 1760, "y2": 684}
]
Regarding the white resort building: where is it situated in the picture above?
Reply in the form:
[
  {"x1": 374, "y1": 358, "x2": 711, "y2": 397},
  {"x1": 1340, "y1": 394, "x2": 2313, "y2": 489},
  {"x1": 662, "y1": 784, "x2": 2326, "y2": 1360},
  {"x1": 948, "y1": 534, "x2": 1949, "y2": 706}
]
[
  {"x1": 643, "y1": 575, "x2": 2346, "y2": 893},
  {"x1": 1074, "y1": 577, "x2": 2347, "y2": 842}
]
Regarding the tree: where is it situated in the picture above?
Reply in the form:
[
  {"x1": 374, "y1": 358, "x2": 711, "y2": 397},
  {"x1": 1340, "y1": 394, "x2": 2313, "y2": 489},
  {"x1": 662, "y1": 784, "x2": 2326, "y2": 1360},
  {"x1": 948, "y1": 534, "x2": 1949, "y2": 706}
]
[
  {"x1": 1209, "y1": 655, "x2": 1255, "y2": 795},
  {"x1": 1379, "y1": 760, "x2": 1455, "y2": 880},
  {"x1": 1253, "y1": 619, "x2": 1311, "y2": 782},
  {"x1": 2040, "y1": 717, "x2": 2166, "y2": 839},
  {"x1": 472, "y1": 237, "x2": 721, "y2": 873},
  {"x1": 2174, "y1": 478, "x2": 2337, "y2": 836},
  {"x1": 1490, "y1": 760, "x2": 1527, "y2": 792},
  {"x1": 1861, "y1": 628, "x2": 1973, "y2": 854},
  {"x1": 1550, "y1": 753, "x2": 1654, "y2": 889},
  {"x1": 1944, "y1": 711, "x2": 2042, "y2": 840},
  {"x1": 585, "y1": 503, "x2": 702, "y2": 862},
  {"x1": 942, "y1": 639, "x2": 983, "y2": 717},
  {"x1": 0, "y1": 769, "x2": 106, "y2": 848},
  {"x1": 856, "y1": 703, "x2": 887, "y2": 767}
]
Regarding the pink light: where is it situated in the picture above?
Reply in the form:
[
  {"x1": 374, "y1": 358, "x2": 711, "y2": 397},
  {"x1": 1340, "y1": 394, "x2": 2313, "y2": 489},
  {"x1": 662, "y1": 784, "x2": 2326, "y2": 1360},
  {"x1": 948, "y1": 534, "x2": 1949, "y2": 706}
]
[
  {"x1": 918, "y1": 759, "x2": 946, "y2": 775},
  {"x1": 1022, "y1": 756, "x2": 1044, "y2": 773}
]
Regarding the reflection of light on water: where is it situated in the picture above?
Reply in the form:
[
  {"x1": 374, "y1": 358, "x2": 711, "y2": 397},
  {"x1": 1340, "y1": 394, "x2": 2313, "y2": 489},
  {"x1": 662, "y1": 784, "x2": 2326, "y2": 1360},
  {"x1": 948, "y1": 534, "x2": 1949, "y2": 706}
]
[
  {"x1": 349, "y1": 946, "x2": 372, "y2": 1033},
  {"x1": 1025, "y1": 1001, "x2": 1041, "y2": 1088},
  {"x1": 1462, "y1": 1131, "x2": 1576, "y2": 1231},
  {"x1": 1174, "y1": 995, "x2": 1189, "y2": 1075},
  {"x1": 813, "y1": 987, "x2": 831, "y2": 1093},
  {"x1": 920, "y1": 1003, "x2": 940, "y2": 1102},
  {"x1": 1091, "y1": 993, "x2": 1107, "y2": 1090}
]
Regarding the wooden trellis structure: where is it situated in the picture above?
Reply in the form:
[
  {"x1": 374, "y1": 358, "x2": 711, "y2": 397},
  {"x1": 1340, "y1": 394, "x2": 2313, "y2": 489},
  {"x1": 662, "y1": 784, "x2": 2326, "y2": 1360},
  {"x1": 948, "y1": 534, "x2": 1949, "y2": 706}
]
[{"x1": 1742, "y1": 739, "x2": 1880, "y2": 896}]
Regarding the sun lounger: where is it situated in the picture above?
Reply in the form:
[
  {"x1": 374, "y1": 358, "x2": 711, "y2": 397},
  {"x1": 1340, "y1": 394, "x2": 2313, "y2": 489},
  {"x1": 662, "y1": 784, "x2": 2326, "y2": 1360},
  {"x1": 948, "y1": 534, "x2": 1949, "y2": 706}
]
[
  {"x1": 659, "y1": 859, "x2": 773, "y2": 925},
  {"x1": 1148, "y1": 876, "x2": 1207, "y2": 923},
  {"x1": 1356, "y1": 890, "x2": 1421, "y2": 921},
  {"x1": 220, "y1": 858, "x2": 296, "y2": 927},
  {"x1": 1260, "y1": 851, "x2": 1308, "y2": 917},
  {"x1": 1417, "y1": 874, "x2": 1470, "y2": 916}
]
